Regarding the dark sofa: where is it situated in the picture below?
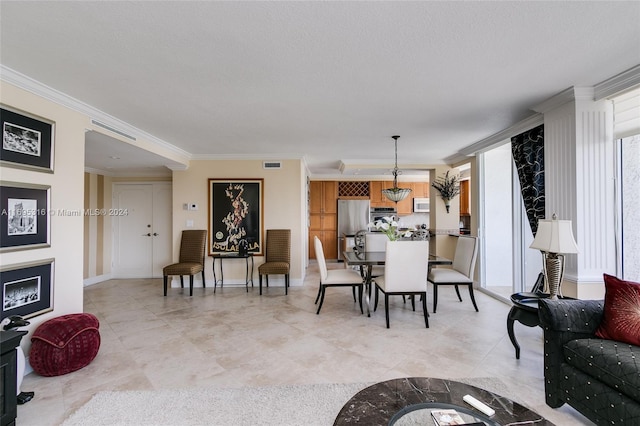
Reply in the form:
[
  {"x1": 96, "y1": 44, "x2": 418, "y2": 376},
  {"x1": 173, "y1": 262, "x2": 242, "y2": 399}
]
[{"x1": 538, "y1": 298, "x2": 640, "y2": 424}]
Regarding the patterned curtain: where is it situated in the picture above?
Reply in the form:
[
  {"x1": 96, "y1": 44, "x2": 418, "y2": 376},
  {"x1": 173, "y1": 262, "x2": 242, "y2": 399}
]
[{"x1": 511, "y1": 124, "x2": 545, "y2": 235}]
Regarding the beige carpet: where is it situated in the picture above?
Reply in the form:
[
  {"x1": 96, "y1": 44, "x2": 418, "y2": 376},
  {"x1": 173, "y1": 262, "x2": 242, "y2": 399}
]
[{"x1": 62, "y1": 378, "x2": 509, "y2": 426}]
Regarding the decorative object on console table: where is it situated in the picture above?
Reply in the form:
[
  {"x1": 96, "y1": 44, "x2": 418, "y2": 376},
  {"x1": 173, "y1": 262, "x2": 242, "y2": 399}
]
[
  {"x1": 1, "y1": 105, "x2": 55, "y2": 173},
  {"x1": 431, "y1": 171, "x2": 460, "y2": 213},
  {"x1": 529, "y1": 213, "x2": 578, "y2": 299},
  {"x1": 381, "y1": 136, "x2": 412, "y2": 203},
  {"x1": 208, "y1": 178, "x2": 263, "y2": 256}
]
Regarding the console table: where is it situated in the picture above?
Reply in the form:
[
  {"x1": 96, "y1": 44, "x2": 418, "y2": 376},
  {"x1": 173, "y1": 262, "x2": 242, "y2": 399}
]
[
  {"x1": 1, "y1": 330, "x2": 26, "y2": 426},
  {"x1": 211, "y1": 253, "x2": 254, "y2": 293}
]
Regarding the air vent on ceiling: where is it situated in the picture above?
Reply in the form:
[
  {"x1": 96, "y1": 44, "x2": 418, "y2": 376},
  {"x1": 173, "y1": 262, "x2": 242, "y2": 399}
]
[
  {"x1": 91, "y1": 119, "x2": 136, "y2": 141},
  {"x1": 263, "y1": 161, "x2": 282, "y2": 169}
]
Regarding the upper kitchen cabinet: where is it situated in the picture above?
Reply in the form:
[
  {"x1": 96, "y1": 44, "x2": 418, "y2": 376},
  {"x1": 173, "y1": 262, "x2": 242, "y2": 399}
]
[
  {"x1": 370, "y1": 181, "x2": 396, "y2": 208},
  {"x1": 396, "y1": 182, "x2": 428, "y2": 215},
  {"x1": 412, "y1": 181, "x2": 429, "y2": 198},
  {"x1": 460, "y1": 179, "x2": 470, "y2": 216},
  {"x1": 310, "y1": 181, "x2": 337, "y2": 214}
]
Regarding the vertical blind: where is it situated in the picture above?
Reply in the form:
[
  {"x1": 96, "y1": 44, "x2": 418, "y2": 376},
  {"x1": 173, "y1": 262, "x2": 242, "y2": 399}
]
[{"x1": 613, "y1": 87, "x2": 640, "y2": 139}]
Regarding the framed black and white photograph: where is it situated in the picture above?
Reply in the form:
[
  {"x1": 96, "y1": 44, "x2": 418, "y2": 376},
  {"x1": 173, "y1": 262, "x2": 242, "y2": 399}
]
[
  {"x1": 208, "y1": 178, "x2": 264, "y2": 256},
  {"x1": 1, "y1": 105, "x2": 55, "y2": 173},
  {"x1": 1, "y1": 258, "x2": 54, "y2": 321},
  {"x1": 0, "y1": 182, "x2": 51, "y2": 252}
]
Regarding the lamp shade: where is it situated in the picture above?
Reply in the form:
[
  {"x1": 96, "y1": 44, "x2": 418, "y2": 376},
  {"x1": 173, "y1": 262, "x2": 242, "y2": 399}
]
[
  {"x1": 530, "y1": 218, "x2": 579, "y2": 254},
  {"x1": 382, "y1": 187, "x2": 411, "y2": 202}
]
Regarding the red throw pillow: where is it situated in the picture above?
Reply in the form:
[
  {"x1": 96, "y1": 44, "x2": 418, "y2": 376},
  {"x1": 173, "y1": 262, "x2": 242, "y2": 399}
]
[{"x1": 595, "y1": 274, "x2": 640, "y2": 346}]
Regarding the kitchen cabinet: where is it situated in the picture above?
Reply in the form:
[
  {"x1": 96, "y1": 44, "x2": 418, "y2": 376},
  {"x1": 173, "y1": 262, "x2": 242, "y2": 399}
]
[
  {"x1": 310, "y1": 181, "x2": 337, "y2": 214},
  {"x1": 395, "y1": 182, "x2": 429, "y2": 215},
  {"x1": 460, "y1": 179, "x2": 470, "y2": 216},
  {"x1": 370, "y1": 181, "x2": 396, "y2": 208},
  {"x1": 309, "y1": 230, "x2": 337, "y2": 259},
  {"x1": 309, "y1": 181, "x2": 338, "y2": 259}
]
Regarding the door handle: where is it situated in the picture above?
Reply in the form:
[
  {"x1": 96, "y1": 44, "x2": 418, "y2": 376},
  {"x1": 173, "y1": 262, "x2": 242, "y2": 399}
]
[{"x1": 142, "y1": 233, "x2": 151, "y2": 236}]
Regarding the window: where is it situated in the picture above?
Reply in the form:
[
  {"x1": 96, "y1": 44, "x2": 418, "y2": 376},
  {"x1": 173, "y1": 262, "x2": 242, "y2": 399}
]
[
  {"x1": 619, "y1": 134, "x2": 640, "y2": 281},
  {"x1": 478, "y1": 144, "x2": 541, "y2": 299}
]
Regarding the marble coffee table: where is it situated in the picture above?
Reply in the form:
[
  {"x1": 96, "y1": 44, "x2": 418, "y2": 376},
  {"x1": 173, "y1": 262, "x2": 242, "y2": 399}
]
[{"x1": 334, "y1": 377, "x2": 553, "y2": 425}]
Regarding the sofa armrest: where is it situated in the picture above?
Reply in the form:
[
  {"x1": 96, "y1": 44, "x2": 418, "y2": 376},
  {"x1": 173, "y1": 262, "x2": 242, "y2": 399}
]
[
  {"x1": 538, "y1": 298, "x2": 603, "y2": 335},
  {"x1": 537, "y1": 298, "x2": 604, "y2": 408}
]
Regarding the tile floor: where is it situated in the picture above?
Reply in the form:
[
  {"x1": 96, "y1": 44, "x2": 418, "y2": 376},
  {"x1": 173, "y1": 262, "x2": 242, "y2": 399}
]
[{"x1": 17, "y1": 262, "x2": 592, "y2": 425}]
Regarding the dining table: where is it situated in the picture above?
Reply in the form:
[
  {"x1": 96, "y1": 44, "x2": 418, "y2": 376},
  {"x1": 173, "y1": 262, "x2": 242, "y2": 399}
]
[{"x1": 342, "y1": 250, "x2": 452, "y2": 316}]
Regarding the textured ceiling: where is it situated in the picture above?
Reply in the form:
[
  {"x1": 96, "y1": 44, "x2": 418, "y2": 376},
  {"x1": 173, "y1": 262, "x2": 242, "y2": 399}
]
[{"x1": 1, "y1": 1, "x2": 639, "y2": 176}]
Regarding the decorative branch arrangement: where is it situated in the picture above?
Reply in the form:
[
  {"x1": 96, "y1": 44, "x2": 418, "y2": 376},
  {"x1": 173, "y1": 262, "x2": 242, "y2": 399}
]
[{"x1": 431, "y1": 171, "x2": 460, "y2": 213}]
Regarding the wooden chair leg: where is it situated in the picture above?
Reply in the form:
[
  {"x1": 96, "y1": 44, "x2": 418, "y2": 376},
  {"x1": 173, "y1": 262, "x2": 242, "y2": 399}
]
[
  {"x1": 384, "y1": 293, "x2": 390, "y2": 328},
  {"x1": 454, "y1": 284, "x2": 462, "y2": 301},
  {"x1": 352, "y1": 286, "x2": 356, "y2": 302},
  {"x1": 163, "y1": 276, "x2": 168, "y2": 296},
  {"x1": 374, "y1": 286, "x2": 379, "y2": 311},
  {"x1": 433, "y1": 284, "x2": 438, "y2": 313},
  {"x1": 201, "y1": 270, "x2": 206, "y2": 288},
  {"x1": 285, "y1": 274, "x2": 289, "y2": 295},
  {"x1": 189, "y1": 275, "x2": 194, "y2": 296},
  {"x1": 259, "y1": 275, "x2": 263, "y2": 295},
  {"x1": 410, "y1": 295, "x2": 415, "y2": 311},
  {"x1": 422, "y1": 292, "x2": 429, "y2": 328},
  {"x1": 314, "y1": 282, "x2": 322, "y2": 304},
  {"x1": 358, "y1": 285, "x2": 363, "y2": 314},
  {"x1": 316, "y1": 286, "x2": 326, "y2": 314},
  {"x1": 468, "y1": 284, "x2": 479, "y2": 312},
  {"x1": 180, "y1": 276, "x2": 184, "y2": 288}
]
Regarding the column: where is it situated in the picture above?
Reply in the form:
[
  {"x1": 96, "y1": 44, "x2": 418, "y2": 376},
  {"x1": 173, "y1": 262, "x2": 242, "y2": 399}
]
[{"x1": 533, "y1": 87, "x2": 615, "y2": 299}]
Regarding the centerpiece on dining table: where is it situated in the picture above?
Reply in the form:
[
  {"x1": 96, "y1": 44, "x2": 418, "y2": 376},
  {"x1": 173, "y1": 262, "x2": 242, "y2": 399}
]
[{"x1": 369, "y1": 216, "x2": 414, "y2": 241}]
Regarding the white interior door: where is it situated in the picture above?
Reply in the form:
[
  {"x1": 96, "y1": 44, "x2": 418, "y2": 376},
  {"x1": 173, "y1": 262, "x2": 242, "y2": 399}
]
[
  {"x1": 113, "y1": 183, "x2": 172, "y2": 278},
  {"x1": 151, "y1": 184, "x2": 173, "y2": 277}
]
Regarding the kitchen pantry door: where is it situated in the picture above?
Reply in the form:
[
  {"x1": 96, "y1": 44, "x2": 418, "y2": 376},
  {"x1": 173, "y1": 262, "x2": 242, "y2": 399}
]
[{"x1": 112, "y1": 183, "x2": 172, "y2": 278}]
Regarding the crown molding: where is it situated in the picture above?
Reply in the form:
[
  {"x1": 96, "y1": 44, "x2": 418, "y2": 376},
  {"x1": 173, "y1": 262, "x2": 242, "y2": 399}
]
[
  {"x1": 594, "y1": 64, "x2": 640, "y2": 100},
  {"x1": 531, "y1": 87, "x2": 596, "y2": 114},
  {"x1": 1, "y1": 65, "x2": 191, "y2": 160},
  {"x1": 190, "y1": 153, "x2": 304, "y2": 161},
  {"x1": 458, "y1": 113, "x2": 544, "y2": 156}
]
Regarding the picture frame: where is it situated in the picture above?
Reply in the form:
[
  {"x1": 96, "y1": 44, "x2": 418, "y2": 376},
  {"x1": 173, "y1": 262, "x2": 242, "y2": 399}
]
[
  {"x1": 1, "y1": 258, "x2": 54, "y2": 321},
  {"x1": 208, "y1": 178, "x2": 264, "y2": 255},
  {"x1": 1, "y1": 105, "x2": 55, "y2": 173},
  {"x1": 0, "y1": 181, "x2": 51, "y2": 252}
]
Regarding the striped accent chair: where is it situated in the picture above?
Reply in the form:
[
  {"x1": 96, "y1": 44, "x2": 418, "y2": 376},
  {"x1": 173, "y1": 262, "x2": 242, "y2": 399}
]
[
  {"x1": 258, "y1": 229, "x2": 291, "y2": 295},
  {"x1": 163, "y1": 230, "x2": 207, "y2": 296}
]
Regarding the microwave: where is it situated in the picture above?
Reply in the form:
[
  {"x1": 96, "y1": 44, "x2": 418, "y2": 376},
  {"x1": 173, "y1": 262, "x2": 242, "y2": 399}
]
[{"x1": 413, "y1": 198, "x2": 430, "y2": 213}]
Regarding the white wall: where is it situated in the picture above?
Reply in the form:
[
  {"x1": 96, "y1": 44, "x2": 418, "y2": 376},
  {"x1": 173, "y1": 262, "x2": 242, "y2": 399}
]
[
  {"x1": 1, "y1": 82, "x2": 86, "y2": 354},
  {"x1": 171, "y1": 159, "x2": 306, "y2": 287}
]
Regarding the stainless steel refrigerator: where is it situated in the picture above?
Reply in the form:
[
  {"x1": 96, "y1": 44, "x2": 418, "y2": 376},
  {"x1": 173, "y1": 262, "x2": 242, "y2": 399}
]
[{"x1": 337, "y1": 199, "x2": 370, "y2": 260}]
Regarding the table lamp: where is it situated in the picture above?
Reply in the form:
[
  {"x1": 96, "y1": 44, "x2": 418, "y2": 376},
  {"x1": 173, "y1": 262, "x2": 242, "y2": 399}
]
[{"x1": 529, "y1": 214, "x2": 579, "y2": 299}]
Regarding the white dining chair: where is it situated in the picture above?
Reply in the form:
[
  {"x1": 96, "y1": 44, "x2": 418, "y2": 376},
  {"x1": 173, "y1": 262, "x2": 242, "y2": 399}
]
[
  {"x1": 364, "y1": 232, "x2": 387, "y2": 278},
  {"x1": 314, "y1": 236, "x2": 364, "y2": 315},
  {"x1": 372, "y1": 240, "x2": 429, "y2": 328},
  {"x1": 427, "y1": 235, "x2": 479, "y2": 313}
]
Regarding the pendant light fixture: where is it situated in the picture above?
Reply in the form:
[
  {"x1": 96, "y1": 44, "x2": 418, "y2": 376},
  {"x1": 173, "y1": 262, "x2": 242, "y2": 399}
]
[{"x1": 381, "y1": 135, "x2": 412, "y2": 203}]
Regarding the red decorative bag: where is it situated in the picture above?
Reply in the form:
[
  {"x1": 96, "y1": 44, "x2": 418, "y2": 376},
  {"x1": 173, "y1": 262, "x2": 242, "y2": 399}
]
[{"x1": 29, "y1": 313, "x2": 100, "y2": 377}]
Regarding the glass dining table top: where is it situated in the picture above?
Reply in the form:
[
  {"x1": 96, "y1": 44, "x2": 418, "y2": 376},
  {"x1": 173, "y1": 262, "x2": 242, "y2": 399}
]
[{"x1": 342, "y1": 250, "x2": 452, "y2": 266}]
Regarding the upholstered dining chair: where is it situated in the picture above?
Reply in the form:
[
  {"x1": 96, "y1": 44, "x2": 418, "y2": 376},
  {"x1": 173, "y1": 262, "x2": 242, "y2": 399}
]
[
  {"x1": 373, "y1": 240, "x2": 430, "y2": 328},
  {"x1": 427, "y1": 235, "x2": 479, "y2": 313},
  {"x1": 314, "y1": 236, "x2": 364, "y2": 315},
  {"x1": 258, "y1": 229, "x2": 291, "y2": 295},
  {"x1": 364, "y1": 232, "x2": 387, "y2": 279},
  {"x1": 163, "y1": 229, "x2": 207, "y2": 296}
]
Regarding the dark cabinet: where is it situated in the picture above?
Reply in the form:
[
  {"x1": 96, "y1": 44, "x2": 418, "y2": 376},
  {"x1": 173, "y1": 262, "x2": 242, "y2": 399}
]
[{"x1": 1, "y1": 330, "x2": 26, "y2": 426}]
